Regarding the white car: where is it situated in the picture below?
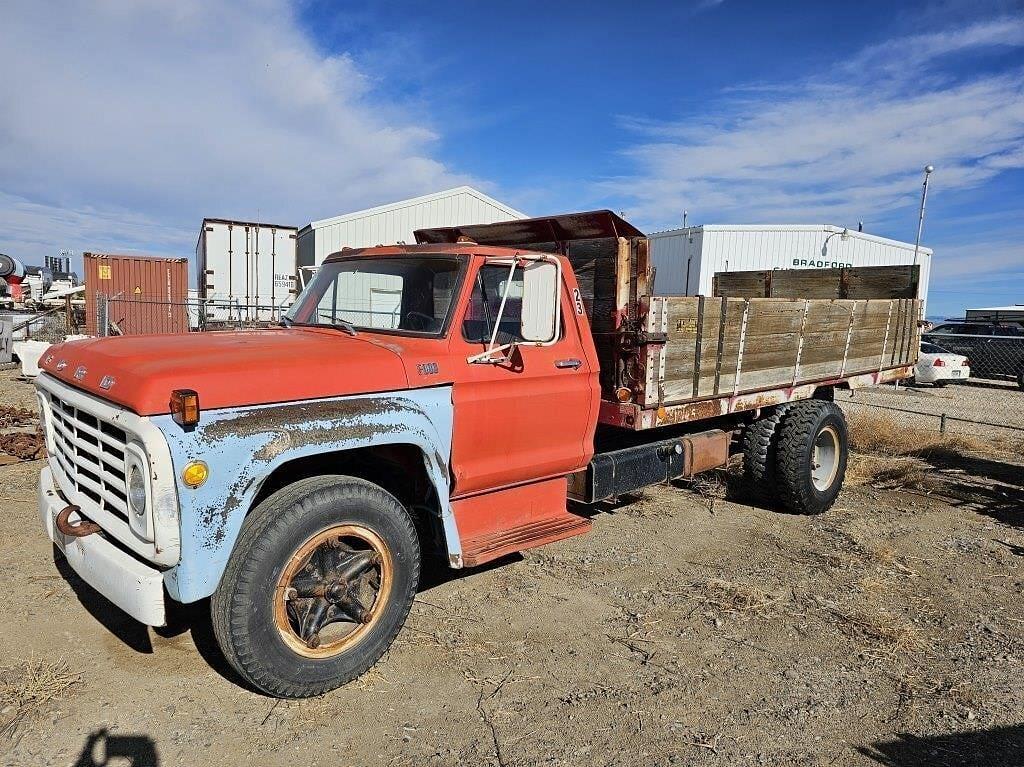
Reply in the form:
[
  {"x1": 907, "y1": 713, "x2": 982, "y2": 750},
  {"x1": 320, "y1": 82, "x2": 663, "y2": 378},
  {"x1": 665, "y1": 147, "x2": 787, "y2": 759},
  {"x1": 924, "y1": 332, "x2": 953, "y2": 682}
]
[{"x1": 915, "y1": 342, "x2": 970, "y2": 386}]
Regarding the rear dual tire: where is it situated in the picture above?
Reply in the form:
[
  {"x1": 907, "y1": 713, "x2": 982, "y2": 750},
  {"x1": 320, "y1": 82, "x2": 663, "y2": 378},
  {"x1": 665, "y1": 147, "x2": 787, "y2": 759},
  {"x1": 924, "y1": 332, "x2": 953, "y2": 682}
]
[{"x1": 743, "y1": 400, "x2": 848, "y2": 515}]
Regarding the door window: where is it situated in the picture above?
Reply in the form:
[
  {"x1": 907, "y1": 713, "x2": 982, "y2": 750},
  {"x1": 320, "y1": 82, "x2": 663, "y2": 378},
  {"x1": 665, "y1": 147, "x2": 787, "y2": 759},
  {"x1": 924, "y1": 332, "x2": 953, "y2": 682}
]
[{"x1": 462, "y1": 265, "x2": 526, "y2": 344}]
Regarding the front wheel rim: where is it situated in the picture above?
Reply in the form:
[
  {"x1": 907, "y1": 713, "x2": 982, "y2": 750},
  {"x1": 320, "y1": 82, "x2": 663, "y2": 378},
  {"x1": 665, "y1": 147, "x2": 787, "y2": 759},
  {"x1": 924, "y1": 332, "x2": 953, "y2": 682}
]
[
  {"x1": 810, "y1": 425, "x2": 841, "y2": 491},
  {"x1": 273, "y1": 524, "x2": 393, "y2": 659}
]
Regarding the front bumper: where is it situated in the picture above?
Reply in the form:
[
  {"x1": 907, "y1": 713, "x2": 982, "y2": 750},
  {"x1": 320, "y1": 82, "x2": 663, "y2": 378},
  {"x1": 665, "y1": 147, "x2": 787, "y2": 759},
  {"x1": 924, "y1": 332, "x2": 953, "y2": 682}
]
[{"x1": 39, "y1": 466, "x2": 167, "y2": 626}]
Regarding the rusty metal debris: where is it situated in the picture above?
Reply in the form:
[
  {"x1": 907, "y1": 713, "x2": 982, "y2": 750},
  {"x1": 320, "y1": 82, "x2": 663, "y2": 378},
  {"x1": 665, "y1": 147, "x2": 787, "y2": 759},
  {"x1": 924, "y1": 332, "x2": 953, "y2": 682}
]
[
  {"x1": 0, "y1": 406, "x2": 36, "y2": 428},
  {"x1": 0, "y1": 430, "x2": 46, "y2": 460}
]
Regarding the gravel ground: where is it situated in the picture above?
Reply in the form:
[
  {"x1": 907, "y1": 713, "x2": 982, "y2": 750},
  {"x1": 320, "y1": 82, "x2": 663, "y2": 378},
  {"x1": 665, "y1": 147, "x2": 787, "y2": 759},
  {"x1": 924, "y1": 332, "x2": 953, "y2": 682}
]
[{"x1": 1, "y1": 368, "x2": 1022, "y2": 766}]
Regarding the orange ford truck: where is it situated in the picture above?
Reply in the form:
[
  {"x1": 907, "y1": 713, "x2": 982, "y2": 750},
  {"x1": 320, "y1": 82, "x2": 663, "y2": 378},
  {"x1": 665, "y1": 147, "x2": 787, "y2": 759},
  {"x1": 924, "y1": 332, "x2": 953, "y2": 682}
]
[{"x1": 34, "y1": 211, "x2": 921, "y2": 697}]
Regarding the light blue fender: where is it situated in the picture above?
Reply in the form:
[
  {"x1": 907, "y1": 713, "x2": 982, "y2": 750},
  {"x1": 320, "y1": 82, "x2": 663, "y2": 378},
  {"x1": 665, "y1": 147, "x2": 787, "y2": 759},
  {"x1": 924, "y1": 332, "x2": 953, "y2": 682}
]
[{"x1": 153, "y1": 386, "x2": 459, "y2": 603}]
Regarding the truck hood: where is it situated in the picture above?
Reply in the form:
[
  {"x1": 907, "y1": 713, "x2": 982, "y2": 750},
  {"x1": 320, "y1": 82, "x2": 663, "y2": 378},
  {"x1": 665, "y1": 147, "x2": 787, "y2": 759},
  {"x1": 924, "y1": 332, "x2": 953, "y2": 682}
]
[{"x1": 38, "y1": 329, "x2": 410, "y2": 415}]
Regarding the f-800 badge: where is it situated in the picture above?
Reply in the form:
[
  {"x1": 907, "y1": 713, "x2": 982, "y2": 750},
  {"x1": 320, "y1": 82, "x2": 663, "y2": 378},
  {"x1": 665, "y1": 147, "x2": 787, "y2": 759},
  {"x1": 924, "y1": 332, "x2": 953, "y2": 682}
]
[{"x1": 417, "y1": 362, "x2": 439, "y2": 376}]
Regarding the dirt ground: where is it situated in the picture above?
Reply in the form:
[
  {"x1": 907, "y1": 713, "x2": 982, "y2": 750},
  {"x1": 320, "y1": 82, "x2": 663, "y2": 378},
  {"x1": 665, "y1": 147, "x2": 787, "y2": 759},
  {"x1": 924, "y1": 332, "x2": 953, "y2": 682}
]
[{"x1": 2, "y1": 367, "x2": 1023, "y2": 767}]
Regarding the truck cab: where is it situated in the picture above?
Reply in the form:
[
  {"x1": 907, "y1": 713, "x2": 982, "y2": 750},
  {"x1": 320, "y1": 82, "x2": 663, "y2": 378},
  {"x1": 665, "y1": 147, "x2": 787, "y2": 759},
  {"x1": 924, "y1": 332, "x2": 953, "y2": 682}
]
[{"x1": 36, "y1": 242, "x2": 602, "y2": 697}]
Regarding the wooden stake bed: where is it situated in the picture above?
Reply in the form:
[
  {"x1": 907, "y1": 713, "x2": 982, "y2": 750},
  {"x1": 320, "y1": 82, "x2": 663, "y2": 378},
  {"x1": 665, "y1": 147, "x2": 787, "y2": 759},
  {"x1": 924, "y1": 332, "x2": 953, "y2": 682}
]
[
  {"x1": 416, "y1": 211, "x2": 923, "y2": 432},
  {"x1": 598, "y1": 295, "x2": 921, "y2": 431}
]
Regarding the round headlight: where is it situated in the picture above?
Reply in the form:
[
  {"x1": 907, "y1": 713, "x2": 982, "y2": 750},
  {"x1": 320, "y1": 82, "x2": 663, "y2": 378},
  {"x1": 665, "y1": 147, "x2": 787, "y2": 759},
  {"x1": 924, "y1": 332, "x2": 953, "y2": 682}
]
[{"x1": 128, "y1": 464, "x2": 147, "y2": 516}]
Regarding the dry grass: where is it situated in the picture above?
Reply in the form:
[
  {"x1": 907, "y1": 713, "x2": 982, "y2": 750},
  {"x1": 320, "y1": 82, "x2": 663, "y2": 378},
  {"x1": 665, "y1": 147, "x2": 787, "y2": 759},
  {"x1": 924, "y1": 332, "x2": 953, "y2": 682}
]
[
  {"x1": 847, "y1": 411, "x2": 990, "y2": 458},
  {"x1": 845, "y1": 411, "x2": 1007, "y2": 489},
  {"x1": 697, "y1": 579, "x2": 781, "y2": 615},
  {"x1": 829, "y1": 607, "x2": 923, "y2": 661},
  {"x1": 846, "y1": 454, "x2": 936, "y2": 489},
  {"x1": 0, "y1": 656, "x2": 80, "y2": 739}
]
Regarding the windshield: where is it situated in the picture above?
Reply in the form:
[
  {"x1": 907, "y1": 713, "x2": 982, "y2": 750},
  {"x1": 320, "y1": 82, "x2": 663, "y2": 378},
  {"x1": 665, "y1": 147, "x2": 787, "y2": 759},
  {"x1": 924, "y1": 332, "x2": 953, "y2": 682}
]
[{"x1": 285, "y1": 256, "x2": 463, "y2": 336}]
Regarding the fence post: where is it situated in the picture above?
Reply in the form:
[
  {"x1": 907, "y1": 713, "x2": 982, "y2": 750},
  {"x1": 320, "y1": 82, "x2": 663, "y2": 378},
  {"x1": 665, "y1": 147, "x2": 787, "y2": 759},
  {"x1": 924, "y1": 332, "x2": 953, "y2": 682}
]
[{"x1": 939, "y1": 412, "x2": 947, "y2": 434}]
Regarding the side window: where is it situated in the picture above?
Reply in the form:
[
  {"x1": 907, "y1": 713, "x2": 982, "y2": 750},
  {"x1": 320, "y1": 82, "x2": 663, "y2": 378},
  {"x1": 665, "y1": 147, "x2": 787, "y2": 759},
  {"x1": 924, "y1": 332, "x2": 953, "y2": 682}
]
[
  {"x1": 961, "y1": 324, "x2": 991, "y2": 336},
  {"x1": 929, "y1": 324, "x2": 954, "y2": 334},
  {"x1": 462, "y1": 265, "x2": 525, "y2": 343},
  {"x1": 993, "y1": 324, "x2": 1023, "y2": 337}
]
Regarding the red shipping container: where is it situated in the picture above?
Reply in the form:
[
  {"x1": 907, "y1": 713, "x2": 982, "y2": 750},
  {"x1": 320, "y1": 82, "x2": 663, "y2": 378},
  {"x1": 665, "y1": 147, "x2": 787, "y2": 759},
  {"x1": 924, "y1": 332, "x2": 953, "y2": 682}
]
[{"x1": 84, "y1": 253, "x2": 190, "y2": 336}]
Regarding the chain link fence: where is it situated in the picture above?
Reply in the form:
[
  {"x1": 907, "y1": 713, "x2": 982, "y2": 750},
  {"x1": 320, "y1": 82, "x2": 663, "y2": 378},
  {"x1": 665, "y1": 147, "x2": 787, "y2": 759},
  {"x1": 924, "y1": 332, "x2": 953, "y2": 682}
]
[
  {"x1": 840, "y1": 363, "x2": 1024, "y2": 452},
  {"x1": 95, "y1": 294, "x2": 290, "y2": 336}
]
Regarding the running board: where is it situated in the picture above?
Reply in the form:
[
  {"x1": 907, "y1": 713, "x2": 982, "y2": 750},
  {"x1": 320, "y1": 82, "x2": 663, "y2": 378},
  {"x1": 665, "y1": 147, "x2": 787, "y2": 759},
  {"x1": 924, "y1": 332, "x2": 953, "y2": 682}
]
[
  {"x1": 451, "y1": 476, "x2": 591, "y2": 567},
  {"x1": 460, "y1": 511, "x2": 591, "y2": 567}
]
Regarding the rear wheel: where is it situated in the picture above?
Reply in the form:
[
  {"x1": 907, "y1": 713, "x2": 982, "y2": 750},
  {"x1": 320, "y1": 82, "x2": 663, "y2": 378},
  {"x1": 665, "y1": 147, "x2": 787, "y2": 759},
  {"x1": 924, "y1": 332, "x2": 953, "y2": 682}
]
[
  {"x1": 211, "y1": 476, "x2": 420, "y2": 698},
  {"x1": 741, "y1": 405, "x2": 790, "y2": 503},
  {"x1": 775, "y1": 401, "x2": 848, "y2": 515}
]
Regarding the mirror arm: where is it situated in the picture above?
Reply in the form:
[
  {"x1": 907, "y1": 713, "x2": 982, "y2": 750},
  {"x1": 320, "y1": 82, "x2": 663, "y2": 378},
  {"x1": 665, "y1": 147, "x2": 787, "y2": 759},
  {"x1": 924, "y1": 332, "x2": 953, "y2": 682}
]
[{"x1": 467, "y1": 342, "x2": 516, "y2": 365}]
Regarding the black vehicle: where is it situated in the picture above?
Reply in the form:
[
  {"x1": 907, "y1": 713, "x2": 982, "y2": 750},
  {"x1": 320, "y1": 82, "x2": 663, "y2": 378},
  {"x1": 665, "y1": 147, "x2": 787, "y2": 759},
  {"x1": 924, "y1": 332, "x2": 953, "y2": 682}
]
[{"x1": 923, "y1": 319, "x2": 1024, "y2": 389}]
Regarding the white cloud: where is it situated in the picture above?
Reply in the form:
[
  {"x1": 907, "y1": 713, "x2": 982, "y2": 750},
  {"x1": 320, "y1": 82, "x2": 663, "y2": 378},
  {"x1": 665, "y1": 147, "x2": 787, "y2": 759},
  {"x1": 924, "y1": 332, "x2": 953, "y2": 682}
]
[
  {"x1": 603, "y1": 17, "x2": 1024, "y2": 231},
  {"x1": 0, "y1": 0, "x2": 471, "y2": 262}
]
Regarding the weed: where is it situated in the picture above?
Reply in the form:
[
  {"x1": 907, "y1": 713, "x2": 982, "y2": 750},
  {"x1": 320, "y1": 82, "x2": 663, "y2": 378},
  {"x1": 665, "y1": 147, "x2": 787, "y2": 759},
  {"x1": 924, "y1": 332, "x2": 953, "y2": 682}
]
[
  {"x1": 0, "y1": 655, "x2": 80, "y2": 739},
  {"x1": 697, "y1": 579, "x2": 781, "y2": 615}
]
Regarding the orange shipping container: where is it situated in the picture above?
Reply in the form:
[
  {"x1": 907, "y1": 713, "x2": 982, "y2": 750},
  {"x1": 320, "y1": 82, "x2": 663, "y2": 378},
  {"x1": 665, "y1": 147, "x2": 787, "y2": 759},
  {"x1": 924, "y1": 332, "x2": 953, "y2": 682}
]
[{"x1": 84, "y1": 253, "x2": 190, "y2": 336}]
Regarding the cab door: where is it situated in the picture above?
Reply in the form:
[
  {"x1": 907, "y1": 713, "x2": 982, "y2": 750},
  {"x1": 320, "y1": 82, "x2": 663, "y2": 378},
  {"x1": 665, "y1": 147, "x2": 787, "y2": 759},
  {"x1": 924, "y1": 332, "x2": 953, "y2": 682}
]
[{"x1": 449, "y1": 258, "x2": 598, "y2": 497}]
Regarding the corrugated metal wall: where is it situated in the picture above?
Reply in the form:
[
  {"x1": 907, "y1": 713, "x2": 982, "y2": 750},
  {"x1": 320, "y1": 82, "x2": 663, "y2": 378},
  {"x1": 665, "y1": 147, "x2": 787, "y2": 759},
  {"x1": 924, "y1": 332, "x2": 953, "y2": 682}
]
[
  {"x1": 84, "y1": 253, "x2": 189, "y2": 335},
  {"x1": 649, "y1": 226, "x2": 933, "y2": 310},
  {"x1": 298, "y1": 189, "x2": 524, "y2": 267}
]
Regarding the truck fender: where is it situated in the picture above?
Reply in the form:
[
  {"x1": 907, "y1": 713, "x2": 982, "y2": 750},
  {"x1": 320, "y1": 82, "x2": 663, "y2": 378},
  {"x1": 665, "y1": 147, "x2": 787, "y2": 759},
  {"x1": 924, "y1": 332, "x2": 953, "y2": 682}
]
[{"x1": 152, "y1": 386, "x2": 459, "y2": 604}]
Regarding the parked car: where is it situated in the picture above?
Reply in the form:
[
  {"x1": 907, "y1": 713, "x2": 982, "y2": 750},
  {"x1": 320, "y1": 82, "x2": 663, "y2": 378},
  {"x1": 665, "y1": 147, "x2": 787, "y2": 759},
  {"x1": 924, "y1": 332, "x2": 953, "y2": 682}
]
[
  {"x1": 923, "y1": 320, "x2": 1024, "y2": 389},
  {"x1": 914, "y1": 342, "x2": 970, "y2": 386}
]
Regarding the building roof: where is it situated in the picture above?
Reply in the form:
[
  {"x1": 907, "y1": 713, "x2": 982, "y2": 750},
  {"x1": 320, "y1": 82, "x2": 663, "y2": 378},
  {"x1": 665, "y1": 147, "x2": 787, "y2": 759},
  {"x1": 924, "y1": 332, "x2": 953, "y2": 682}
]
[
  {"x1": 202, "y1": 217, "x2": 298, "y2": 231},
  {"x1": 302, "y1": 186, "x2": 526, "y2": 233},
  {"x1": 647, "y1": 224, "x2": 933, "y2": 255}
]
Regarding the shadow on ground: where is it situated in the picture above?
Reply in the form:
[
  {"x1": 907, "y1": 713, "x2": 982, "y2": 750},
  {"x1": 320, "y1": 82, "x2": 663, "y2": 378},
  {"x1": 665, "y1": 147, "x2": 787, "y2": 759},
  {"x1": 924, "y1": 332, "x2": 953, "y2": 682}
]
[
  {"x1": 922, "y1": 450, "x2": 1024, "y2": 530},
  {"x1": 858, "y1": 724, "x2": 1024, "y2": 766},
  {"x1": 73, "y1": 729, "x2": 158, "y2": 767}
]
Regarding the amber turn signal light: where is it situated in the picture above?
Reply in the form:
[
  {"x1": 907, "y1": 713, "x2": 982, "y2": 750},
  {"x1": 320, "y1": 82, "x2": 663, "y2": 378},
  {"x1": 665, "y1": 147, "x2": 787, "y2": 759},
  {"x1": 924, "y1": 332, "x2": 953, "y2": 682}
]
[{"x1": 171, "y1": 389, "x2": 201, "y2": 427}]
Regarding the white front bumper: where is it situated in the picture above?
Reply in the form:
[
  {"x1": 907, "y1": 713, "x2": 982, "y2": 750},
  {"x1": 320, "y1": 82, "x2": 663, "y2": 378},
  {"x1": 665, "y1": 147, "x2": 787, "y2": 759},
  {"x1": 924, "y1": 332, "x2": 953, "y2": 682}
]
[{"x1": 39, "y1": 466, "x2": 167, "y2": 626}]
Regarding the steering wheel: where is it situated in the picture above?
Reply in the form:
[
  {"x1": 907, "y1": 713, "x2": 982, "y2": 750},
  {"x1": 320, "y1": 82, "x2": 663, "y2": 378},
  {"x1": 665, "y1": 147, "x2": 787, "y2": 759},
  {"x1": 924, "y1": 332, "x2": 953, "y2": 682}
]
[{"x1": 404, "y1": 311, "x2": 438, "y2": 332}]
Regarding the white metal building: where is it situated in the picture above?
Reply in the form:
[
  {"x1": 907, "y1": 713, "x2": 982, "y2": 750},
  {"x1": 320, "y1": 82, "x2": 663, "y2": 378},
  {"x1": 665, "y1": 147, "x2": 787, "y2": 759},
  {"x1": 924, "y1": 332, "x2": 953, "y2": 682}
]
[
  {"x1": 196, "y1": 219, "x2": 298, "y2": 322},
  {"x1": 296, "y1": 186, "x2": 526, "y2": 270},
  {"x1": 648, "y1": 224, "x2": 933, "y2": 309}
]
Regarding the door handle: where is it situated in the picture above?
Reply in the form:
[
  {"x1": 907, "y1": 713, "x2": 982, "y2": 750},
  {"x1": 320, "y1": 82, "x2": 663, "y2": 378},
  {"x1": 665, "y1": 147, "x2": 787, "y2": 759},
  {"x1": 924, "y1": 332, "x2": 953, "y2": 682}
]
[{"x1": 555, "y1": 358, "x2": 582, "y2": 370}]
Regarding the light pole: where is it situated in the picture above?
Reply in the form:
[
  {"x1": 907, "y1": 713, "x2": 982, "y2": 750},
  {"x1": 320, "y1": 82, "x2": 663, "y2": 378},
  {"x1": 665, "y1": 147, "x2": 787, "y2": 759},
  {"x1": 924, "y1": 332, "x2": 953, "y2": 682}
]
[{"x1": 913, "y1": 165, "x2": 934, "y2": 266}]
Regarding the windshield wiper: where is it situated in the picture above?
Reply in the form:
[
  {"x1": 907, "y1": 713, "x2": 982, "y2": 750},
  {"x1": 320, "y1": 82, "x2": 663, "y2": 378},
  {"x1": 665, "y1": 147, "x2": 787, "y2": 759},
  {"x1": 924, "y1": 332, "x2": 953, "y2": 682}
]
[
  {"x1": 283, "y1": 318, "x2": 358, "y2": 336},
  {"x1": 325, "y1": 319, "x2": 358, "y2": 336}
]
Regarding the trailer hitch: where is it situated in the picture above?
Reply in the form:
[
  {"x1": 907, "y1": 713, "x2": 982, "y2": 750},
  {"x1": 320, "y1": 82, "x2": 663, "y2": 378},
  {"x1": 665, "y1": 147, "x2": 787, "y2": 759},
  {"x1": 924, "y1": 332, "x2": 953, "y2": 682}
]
[{"x1": 55, "y1": 505, "x2": 101, "y2": 538}]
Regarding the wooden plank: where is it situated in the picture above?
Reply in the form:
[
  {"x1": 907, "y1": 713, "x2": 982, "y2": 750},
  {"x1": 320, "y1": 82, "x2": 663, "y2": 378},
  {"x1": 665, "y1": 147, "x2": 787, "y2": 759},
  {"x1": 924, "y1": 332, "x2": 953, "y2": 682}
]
[
  {"x1": 714, "y1": 265, "x2": 920, "y2": 300},
  {"x1": 654, "y1": 296, "x2": 923, "y2": 408}
]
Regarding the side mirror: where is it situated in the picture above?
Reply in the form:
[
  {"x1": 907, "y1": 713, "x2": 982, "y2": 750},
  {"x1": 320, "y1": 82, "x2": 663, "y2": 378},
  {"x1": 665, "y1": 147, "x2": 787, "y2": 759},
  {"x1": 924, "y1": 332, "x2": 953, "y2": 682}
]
[{"x1": 520, "y1": 260, "x2": 559, "y2": 343}]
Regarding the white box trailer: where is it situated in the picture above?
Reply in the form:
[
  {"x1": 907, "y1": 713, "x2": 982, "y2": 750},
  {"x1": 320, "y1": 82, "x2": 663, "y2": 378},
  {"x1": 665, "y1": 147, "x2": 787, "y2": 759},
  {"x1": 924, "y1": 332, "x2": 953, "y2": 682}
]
[
  {"x1": 965, "y1": 306, "x2": 1024, "y2": 323},
  {"x1": 196, "y1": 219, "x2": 298, "y2": 322},
  {"x1": 648, "y1": 225, "x2": 932, "y2": 311}
]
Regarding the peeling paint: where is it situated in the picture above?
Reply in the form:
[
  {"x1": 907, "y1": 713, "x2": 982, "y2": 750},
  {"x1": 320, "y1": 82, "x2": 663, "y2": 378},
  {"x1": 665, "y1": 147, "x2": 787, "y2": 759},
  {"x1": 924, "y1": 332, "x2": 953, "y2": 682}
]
[{"x1": 154, "y1": 387, "x2": 458, "y2": 604}]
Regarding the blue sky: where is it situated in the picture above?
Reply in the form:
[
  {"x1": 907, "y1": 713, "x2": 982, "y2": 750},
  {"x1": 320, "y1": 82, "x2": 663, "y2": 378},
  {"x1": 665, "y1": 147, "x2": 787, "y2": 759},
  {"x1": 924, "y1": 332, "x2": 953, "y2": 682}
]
[{"x1": 1, "y1": 0, "x2": 1022, "y2": 318}]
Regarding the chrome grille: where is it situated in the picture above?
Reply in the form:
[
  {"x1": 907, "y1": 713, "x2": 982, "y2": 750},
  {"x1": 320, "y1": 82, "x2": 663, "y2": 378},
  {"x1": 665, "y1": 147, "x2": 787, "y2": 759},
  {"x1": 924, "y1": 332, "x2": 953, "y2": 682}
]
[{"x1": 46, "y1": 391, "x2": 130, "y2": 521}]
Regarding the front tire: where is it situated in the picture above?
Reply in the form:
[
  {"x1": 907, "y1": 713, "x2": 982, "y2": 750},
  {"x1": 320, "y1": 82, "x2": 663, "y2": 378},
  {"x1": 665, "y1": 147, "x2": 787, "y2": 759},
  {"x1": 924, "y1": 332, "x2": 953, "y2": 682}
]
[
  {"x1": 775, "y1": 401, "x2": 848, "y2": 515},
  {"x1": 211, "y1": 476, "x2": 420, "y2": 698}
]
